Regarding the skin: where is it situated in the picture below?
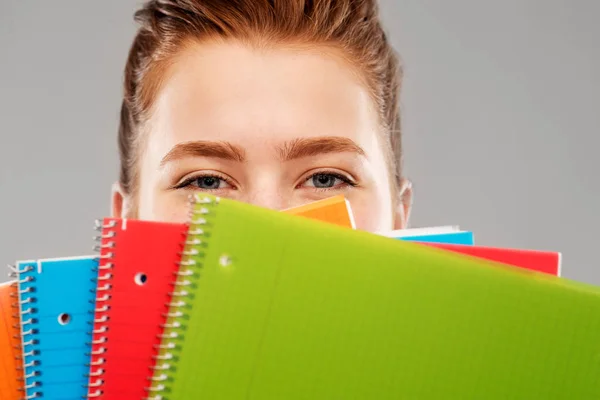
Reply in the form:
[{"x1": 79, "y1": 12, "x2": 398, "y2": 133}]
[{"x1": 112, "y1": 39, "x2": 412, "y2": 232}]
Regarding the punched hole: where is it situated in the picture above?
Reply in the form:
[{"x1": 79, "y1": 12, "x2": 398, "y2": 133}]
[
  {"x1": 134, "y1": 273, "x2": 148, "y2": 286},
  {"x1": 58, "y1": 313, "x2": 71, "y2": 325},
  {"x1": 219, "y1": 255, "x2": 232, "y2": 267}
]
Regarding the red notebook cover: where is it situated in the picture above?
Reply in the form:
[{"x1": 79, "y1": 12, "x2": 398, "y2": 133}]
[
  {"x1": 87, "y1": 218, "x2": 188, "y2": 398},
  {"x1": 426, "y1": 243, "x2": 561, "y2": 276}
]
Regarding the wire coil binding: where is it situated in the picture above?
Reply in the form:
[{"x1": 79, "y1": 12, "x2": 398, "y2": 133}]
[
  {"x1": 10, "y1": 262, "x2": 42, "y2": 399},
  {"x1": 146, "y1": 194, "x2": 218, "y2": 400},
  {"x1": 86, "y1": 218, "x2": 118, "y2": 399}
]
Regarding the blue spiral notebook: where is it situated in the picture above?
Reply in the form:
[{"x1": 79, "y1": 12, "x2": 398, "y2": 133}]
[{"x1": 16, "y1": 256, "x2": 97, "y2": 399}]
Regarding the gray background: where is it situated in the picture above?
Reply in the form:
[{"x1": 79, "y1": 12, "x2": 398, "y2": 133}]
[{"x1": 0, "y1": 1, "x2": 598, "y2": 285}]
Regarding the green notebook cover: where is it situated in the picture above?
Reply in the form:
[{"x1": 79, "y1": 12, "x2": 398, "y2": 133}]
[{"x1": 151, "y1": 195, "x2": 600, "y2": 399}]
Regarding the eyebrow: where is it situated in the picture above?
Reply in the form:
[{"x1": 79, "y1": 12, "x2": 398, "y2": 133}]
[
  {"x1": 277, "y1": 136, "x2": 366, "y2": 161},
  {"x1": 160, "y1": 141, "x2": 246, "y2": 166},
  {"x1": 159, "y1": 136, "x2": 366, "y2": 166}
]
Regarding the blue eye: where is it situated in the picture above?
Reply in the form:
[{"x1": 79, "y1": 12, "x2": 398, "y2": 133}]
[
  {"x1": 176, "y1": 174, "x2": 233, "y2": 191},
  {"x1": 312, "y1": 174, "x2": 340, "y2": 188},
  {"x1": 195, "y1": 176, "x2": 221, "y2": 189},
  {"x1": 302, "y1": 172, "x2": 355, "y2": 190}
]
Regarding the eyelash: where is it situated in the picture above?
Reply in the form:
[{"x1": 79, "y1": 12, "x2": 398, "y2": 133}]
[
  {"x1": 300, "y1": 171, "x2": 357, "y2": 191},
  {"x1": 174, "y1": 172, "x2": 234, "y2": 190},
  {"x1": 174, "y1": 171, "x2": 357, "y2": 191}
]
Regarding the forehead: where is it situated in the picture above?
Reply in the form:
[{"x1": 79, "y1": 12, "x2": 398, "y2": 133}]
[{"x1": 147, "y1": 40, "x2": 382, "y2": 154}]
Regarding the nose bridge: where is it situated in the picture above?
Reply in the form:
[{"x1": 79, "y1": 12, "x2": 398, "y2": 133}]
[
  {"x1": 241, "y1": 170, "x2": 289, "y2": 211},
  {"x1": 244, "y1": 187, "x2": 287, "y2": 211}
]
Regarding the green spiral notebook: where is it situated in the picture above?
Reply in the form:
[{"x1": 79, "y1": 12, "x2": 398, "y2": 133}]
[{"x1": 151, "y1": 194, "x2": 600, "y2": 399}]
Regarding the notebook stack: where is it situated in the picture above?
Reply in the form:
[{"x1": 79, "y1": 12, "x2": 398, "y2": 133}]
[{"x1": 0, "y1": 194, "x2": 597, "y2": 399}]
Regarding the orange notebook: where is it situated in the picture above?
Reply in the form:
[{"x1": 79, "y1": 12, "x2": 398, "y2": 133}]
[
  {"x1": 87, "y1": 218, "x2": 188, "y2": 398},
  {"x1": 283, "y1": 195, "x2": 355, "y2": 228},
  {"x1": 0, "y1": 280, "x2": 23, "y2": 399}
]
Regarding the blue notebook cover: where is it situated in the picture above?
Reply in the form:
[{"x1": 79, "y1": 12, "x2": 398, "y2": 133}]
[
  {"x1": 383, "y1": 226, "x2": 475, "y2": 245},
  {"x1": 400, "y1": 231, "x2": 474, "y2": 245},
  {"x1": 16, "y1": 256, "x2": 98, "y2": 399}
]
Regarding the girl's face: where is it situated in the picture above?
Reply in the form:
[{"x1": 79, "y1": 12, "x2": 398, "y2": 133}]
[{"x1": 112, "y1": 40, "x2": 411, "y2": 232}]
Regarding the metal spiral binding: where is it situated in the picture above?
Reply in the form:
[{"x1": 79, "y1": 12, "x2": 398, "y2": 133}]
[
  {"x1": 146, "y1": 194, "x2": 218, "y2": 400},
  {"x1": 8, "y1": 262, "x2": 42, "y2": 399},
  {"x1": 86, "y1": 219, "x2": 118, "y2": 399}
]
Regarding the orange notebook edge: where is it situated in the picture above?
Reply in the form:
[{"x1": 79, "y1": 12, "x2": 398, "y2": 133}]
[
  {"x1": 0, "y1": 279, "x2": 24, "y2": 399},
  {"x1": 282, "y1": 195, "x2": 356, "y2": 229}
]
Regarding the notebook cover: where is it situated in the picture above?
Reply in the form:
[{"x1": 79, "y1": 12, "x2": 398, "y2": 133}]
[
  {"x1": 16, "y1": 256, "x2": 97, "y2": 399},
  {"x1": 383, "y1": 226, "x2": 475, "y2": 245},
  {"x1": 282, "y1": 195, "x2": 355, "y2": 228},
  {"x1": 0, "y1": 280, "x2": 23, "y2": 399},
  {"x1": 87, "y1": 218, "x2": 188, "y2": 399},
  {"x1": 383, "y1": 225, "x2": 461, "y2": 236},
  {"x1": 152, "y1": 194, "x2": 600, "y2": 399},
  {"x1": 426, "y1": 243, "x2": 561, "y2": 276},
  {"x1": 400, "y1": 231, "x2": 475, "y2": 245}
]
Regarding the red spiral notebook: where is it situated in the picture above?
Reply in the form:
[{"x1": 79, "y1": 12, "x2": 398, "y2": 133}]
[{"x1": 87, "y1": 218, "x2": 188, "y2": 398}]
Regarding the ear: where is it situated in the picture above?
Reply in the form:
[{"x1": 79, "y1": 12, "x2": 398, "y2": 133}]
[
  {"x1": 393, "y1": 178, "x2": 413, "y2": 230},
  {"x1": 111, "y1": 182, "x2": 132, "y2": 218}
]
